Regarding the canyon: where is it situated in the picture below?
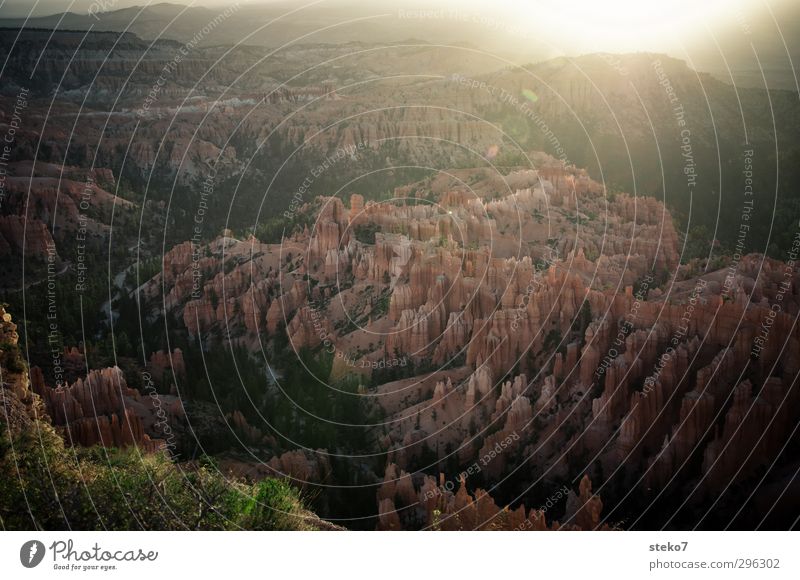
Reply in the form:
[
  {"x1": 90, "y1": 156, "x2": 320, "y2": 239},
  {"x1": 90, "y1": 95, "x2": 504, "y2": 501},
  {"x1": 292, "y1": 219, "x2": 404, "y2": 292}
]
[
  {"x1": 1, "y1": 27, "x2": 798, "y2": 531},
  {"x1": 12, "y1": 149, "x2": 795, "y2": 529}
]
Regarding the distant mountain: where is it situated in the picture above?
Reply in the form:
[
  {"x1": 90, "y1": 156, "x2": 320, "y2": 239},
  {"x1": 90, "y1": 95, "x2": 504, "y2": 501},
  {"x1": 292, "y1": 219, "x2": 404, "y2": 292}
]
[
  {"x1": 429, "y1": 52, "x2": 800, "y2": 255},
  {"x1": 0, "y1": 26, "x2": 797, "y2": 256},
  {"x1": 3, "y1": 1, "x2": 799, "y2": 90},
  {"x1": 0, "y1": 1, "x2": 551, "y2": 61}
]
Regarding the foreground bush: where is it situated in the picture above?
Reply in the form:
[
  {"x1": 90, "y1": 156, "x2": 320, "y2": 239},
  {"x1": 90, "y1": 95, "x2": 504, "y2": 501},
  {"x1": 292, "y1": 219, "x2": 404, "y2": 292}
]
[{"x1": 0, "y1": 420, "x2": 320, "y2": 530}]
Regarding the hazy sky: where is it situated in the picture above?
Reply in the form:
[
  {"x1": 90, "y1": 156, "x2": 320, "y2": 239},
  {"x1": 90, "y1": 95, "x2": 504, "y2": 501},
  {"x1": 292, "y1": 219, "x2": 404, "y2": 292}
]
[{"x1": 1, "y1": 0, "x2": 797, "y2": 65}]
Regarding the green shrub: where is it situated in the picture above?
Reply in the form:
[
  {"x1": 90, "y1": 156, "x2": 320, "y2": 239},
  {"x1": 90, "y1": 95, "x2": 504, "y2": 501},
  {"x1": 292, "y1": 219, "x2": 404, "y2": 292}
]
[{"x1": 0, "y1": 419, "x2": 316, "y2": 530}]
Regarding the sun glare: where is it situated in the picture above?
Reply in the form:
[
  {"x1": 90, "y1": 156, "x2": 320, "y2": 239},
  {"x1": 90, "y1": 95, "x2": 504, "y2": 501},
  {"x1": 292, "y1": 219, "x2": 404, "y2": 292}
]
[{"x1": 486, "y1": 0, "x2": 767, "y2": 54}]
